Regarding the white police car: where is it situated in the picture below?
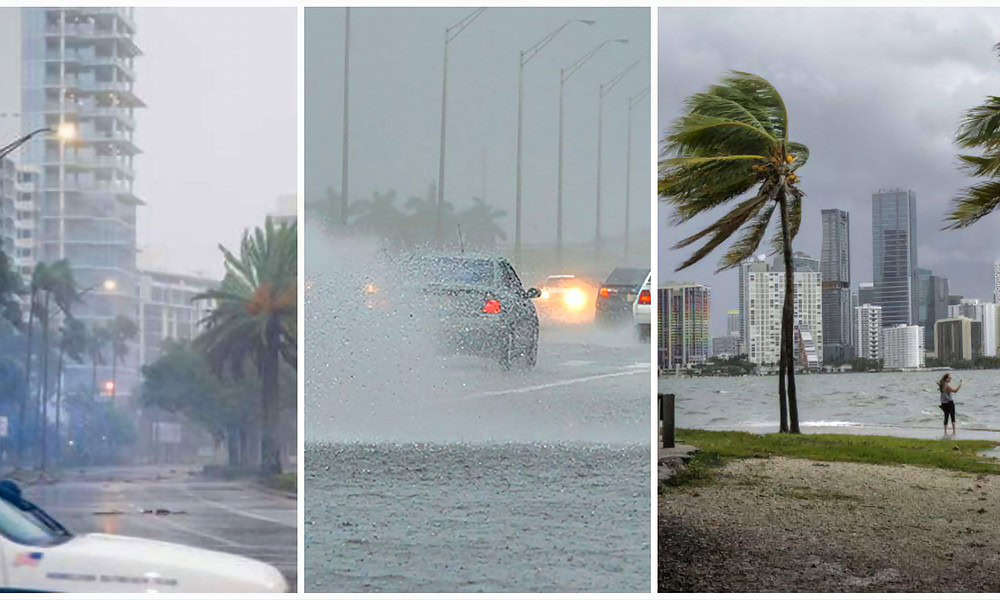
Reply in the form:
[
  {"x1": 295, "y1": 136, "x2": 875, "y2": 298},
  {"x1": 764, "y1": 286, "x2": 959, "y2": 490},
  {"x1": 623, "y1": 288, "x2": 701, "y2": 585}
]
[{"x1": 0, "y1": 480, "x2": 287, "y2": 593}]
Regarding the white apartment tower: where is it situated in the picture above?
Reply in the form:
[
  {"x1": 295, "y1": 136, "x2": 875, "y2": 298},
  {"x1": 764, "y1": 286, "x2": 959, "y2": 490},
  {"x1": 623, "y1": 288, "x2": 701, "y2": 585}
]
[
  {"x1": 881, "y1": 324, "x2": 923, "y2": 369},
  {"x1": 744, "y1": 268, "x2": 823, "y2": 366},
  {"x1": 855, "y1": 303, "x2": 883, "y2": 360}
]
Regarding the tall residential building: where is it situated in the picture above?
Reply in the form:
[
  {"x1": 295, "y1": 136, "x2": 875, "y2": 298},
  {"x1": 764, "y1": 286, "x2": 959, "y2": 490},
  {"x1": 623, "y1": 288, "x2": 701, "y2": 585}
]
[
  {"x1": 995, "y1": 262, "x2": 1000, "y2": 304},
  {"x1": 711, "y1": 335, "x2": 739, "y2": 357},
  {"x1": 855, "y1": 304, "x2": 882, "y2": 360},
  {"x1": 918, "y1": 272, "x2": 950, "y2": 353},
  {"x1": 18, "y1": 8, "x2": 143, "y2": 402},
  {"x1": 881, "y1": 324, "x2": 923, "y2": 369},
  {"x1": 137, "y1": 270, "x2": 217, "y2": 367},
  {"x1": 872, "y1": 189, "x2": 918, "y2": 326},
  {"x1": 744, "y1": 268, "x2": 823, "y2": 366},
  {"x1": 737, "y1": 255, "x2": 768, "y2": 349},
  {"x1": 658, "y1": 283, "x2": 711, "y2": 369},
  {"x1": 935, "y1": 317, "x2": 983, "y2": 362},
  {"x1": 1, "y1": 157, "x2": 41, "y2": 278},
  {"x1": 947, "y1": 299, "x2": 999, "y2": 357},
  {"x1": 821, "y1": 209, "x2": 851, "y2": 363},
  {"x1": 726, "y1": 309, "x2": 740, "y2": 337},
  {"x1": 770, "y1": 250, "x2": 820, "y2": 273},
  {"x1": 858, "y1": 281, "x2": 876, "y2": 306}
]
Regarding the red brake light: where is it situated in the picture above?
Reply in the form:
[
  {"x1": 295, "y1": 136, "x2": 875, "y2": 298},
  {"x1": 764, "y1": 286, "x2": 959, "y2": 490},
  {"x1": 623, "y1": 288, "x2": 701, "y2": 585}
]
[
  {"x1": 638, "y1": 290, "x2": 651, "y2": 305},
  {"x1": 483, "y1": 299, "x2": 502, "y2": 314},
  {"x1": 599, "y1": 287, "x2": 611, "y2": 298}
]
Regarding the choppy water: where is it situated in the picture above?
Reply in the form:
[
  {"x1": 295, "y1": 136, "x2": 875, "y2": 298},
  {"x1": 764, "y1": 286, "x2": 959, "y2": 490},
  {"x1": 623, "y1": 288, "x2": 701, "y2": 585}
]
[
  {"x1": 661, "y1": 370, "x2": 1000, "y2": 439},
  {"x1": 304, "y1": 443, "x2": 649, "y2": 592}
]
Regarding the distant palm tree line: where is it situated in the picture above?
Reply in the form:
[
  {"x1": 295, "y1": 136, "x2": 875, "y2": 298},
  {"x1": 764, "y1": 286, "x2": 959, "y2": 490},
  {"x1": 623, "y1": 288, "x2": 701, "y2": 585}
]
[
  {"x1": 320, "y1": 185, "x2": 507, "y2": 249},
  {"x1": 660, "y1": 44, "x2": 1000, "y2": 434}
]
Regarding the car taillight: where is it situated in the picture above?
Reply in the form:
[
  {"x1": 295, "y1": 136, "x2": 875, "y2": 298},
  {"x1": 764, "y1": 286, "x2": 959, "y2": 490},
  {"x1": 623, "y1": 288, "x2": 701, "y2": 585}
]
[
  {"x1": 599, "y1": 287, "x2": 611, "y2": 298},
  {"x1": 638, "y1": 290, "x2": 651, "y2": 305},
  {"x1": 483, "y1": 299, "x2": 502, "y2": 314}
]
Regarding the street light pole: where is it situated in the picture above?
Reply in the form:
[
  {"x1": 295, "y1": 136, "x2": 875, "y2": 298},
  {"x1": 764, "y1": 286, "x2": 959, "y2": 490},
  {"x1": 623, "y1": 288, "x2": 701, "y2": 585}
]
[
  {"x1": 340, "y1": 7, "x2": 350, "y2": 226},
  {"x1": 595, "y1": 59, "x2": 639, "y2": 251},
  {"x1": 514, "y1": 19, "x2": 594, "y2": 264},
  {"x1": 556, "y1": 38, "x2": 628, "y2": 266},
  {"x1": 624, "y1": 86, "x2": 649, "y2": 259},
  {"x1": 436, "y1": 8, "x2": 486, "y2": 245}
]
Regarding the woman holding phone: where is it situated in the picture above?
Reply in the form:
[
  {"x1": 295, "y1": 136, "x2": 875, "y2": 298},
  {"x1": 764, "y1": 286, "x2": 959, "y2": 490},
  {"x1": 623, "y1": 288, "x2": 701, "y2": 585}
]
[{"x1": 938, "y1": 373, "x2": 962, "y2": 436}]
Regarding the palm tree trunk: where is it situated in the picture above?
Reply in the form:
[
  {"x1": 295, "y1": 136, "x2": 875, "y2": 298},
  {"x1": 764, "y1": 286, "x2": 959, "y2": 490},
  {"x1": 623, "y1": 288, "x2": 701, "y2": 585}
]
[
  {"x1": 39, "y1": 293, "x2": 51, "y2": 470},
  {"x1": 259, "y1": 325, "x2": 282, "y2": 476},
  {"x1": 777, "y1": 185, "x2": 800, "y2": 434},
  {"x1": 19, "y1": 289, "x2": 36, "y2": 467},
  {"x1": 55, "y1": 341, "x2": 64, "y2": 466},
  {"x1": 777, "y1": 310, "x2": 789, "y2": 433},
  {"x1": 91, "y1": 350, "x2": 98, "y2": 402}
]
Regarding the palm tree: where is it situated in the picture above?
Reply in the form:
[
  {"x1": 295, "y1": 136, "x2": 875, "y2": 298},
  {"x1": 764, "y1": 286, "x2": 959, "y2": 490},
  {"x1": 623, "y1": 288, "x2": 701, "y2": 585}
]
[
  {"x1": 659, "y1": 71, "x2": 809, "y2": 433},
  {"x1": 946, "y1": 45, "x2": 1000, "y2": 229},
  {"x1": 456, "y1": 197, "x2": 507, "y2": 248},
  {"x1": 107, "y1": 315, "x2": 139, "y2": 404},
  {"x1": 195, "y1": 217, "x2": 296, "y2": 476},
  {"x1": 32, "y1": 260, "x2": 79, "y2": 470},
  {"x1": 54, "y1": 318, "x2": 86, "y2": 463}
]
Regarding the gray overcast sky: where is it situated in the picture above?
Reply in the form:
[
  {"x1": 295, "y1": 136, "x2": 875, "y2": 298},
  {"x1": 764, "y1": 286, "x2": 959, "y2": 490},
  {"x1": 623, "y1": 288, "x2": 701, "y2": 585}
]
[
  {"x1": 134, "y1": 8, "x2": 296, "y2": 279},
  {"x1": 306, "y1": 7, "x2": 650, "y2": 247},
  {"x1": 659, "y1": 8, "x2": 1000, "y2": 336}
]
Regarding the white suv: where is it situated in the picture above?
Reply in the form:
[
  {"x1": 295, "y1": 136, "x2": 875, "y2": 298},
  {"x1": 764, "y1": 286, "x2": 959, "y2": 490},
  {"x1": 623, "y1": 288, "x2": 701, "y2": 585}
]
[{"x1": 632, "y1": 272, "x2": 651, "y2": 341}]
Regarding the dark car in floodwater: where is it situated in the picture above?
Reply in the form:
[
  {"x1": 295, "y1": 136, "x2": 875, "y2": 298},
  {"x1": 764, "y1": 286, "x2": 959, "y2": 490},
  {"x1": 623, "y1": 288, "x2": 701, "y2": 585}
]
[
  {"x1": 401, "y1": 254, "x2": 541, "y2": 369},
  {"x1": 595, "y1": 267, "x2": 648, "y2": 324}
]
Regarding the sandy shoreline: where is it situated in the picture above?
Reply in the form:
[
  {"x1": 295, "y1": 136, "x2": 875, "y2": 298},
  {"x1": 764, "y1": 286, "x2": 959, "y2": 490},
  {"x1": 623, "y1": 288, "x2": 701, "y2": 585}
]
[{"x1": 659, "y1": 456, "x2": 1000, "y2": 592}]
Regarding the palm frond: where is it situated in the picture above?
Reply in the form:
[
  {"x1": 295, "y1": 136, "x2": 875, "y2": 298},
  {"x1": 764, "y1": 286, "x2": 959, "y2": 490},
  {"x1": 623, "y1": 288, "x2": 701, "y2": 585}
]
[
  {"x1": 665, "y1": 113, "x2": 777, "y2": 158},
  {"x1": 787, "y1": 141, "x2": 810, "y2": 171},
  {"x1": 944, "y1": 179, "x2": 1000, "y2": 229},
  {"x1": 956, "y1": 97, "x2": 1000, "y2": 150},
  {"x1": 720, "y1": 183, "x2": 780, "y2": 269},
  {"x1": 673, "y1": 191, "x2": 772, "y2": 271}
]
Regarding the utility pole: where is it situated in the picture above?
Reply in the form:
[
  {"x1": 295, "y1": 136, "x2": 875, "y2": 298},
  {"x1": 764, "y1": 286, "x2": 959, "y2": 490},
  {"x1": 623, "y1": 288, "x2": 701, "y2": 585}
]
[{"x1": 340, "y1": 8, "x2": 350, "y2": 225}]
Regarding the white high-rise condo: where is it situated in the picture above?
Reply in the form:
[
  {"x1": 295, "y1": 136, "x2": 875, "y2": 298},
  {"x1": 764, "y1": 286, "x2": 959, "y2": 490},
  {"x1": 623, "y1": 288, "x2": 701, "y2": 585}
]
[
  {"x1": 855, "y1": 303, "x2": 883, "y2": 361},
  {"x1": 18, "y1": 8, "x2": 143, "y2": 401},
  {"x1": 881, "y1": 324, "x2": 923, "y2": 369},
  {"x1": 744, "y1": 267, "x2": 823, "y2": 367}
]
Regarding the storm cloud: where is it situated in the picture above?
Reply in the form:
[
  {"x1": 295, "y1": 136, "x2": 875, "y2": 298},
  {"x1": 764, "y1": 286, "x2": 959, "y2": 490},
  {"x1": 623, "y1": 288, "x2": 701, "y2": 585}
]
[{"x1": 659, "y1": 7, "x2": 1000, "y2": 335}]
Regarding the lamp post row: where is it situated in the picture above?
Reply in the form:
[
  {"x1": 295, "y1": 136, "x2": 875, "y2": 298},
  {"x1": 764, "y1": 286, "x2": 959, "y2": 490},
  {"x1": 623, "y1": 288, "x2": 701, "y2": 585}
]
[{"x1": 337, "y1": 9, "x2": 647, "y2": 265}]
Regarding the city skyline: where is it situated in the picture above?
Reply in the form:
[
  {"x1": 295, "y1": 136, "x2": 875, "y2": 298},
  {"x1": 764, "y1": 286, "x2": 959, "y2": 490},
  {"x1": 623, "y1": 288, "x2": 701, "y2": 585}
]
[{"x1": 659, "y1": 8, "x2": 1000, "y2": 335}]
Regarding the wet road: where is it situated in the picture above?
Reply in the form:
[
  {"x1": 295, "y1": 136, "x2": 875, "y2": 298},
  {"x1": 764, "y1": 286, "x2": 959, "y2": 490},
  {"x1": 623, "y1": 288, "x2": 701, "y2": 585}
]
[
  {"x1": 309, "y1": 322, "x2": 651, "y2": 444},
  {"x1": 24, "y1": 465, "x2": 297, "y2": 591}
]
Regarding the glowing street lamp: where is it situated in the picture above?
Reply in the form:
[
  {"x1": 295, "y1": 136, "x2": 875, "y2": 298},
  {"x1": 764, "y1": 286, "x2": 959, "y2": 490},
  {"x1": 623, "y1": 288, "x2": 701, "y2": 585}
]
[{"x1": 0, "y1": 124, "x2": 75, "y2": 162}]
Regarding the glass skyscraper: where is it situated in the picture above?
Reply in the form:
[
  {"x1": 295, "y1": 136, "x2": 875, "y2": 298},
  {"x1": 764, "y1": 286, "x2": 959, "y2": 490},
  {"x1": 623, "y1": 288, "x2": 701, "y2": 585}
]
[
  {"x1": 872, "y1": 189, "x2": 917, "y2": 327},
  {"x1": 821, "y1": 209, "x2": 851, "y2": 362}
]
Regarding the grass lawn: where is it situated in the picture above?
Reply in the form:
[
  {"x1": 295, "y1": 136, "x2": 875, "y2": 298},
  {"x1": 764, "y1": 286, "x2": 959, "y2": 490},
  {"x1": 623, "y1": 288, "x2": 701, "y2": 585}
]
[{"x1": 668, "y1": 429, "x2": 1000, "y2": 486}]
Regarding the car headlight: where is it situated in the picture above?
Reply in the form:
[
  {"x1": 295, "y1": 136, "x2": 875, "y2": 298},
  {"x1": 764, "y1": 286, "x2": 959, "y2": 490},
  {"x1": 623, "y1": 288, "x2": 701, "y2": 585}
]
[{"x1": 564, "y1": 287, "x2": 587, "y2": 311}]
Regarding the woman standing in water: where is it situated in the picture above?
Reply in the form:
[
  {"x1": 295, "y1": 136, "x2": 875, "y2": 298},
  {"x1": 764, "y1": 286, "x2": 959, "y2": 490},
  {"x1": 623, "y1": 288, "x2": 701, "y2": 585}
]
[{"x1": 938, "y1": 373, "x2": 962, "y2": 436}]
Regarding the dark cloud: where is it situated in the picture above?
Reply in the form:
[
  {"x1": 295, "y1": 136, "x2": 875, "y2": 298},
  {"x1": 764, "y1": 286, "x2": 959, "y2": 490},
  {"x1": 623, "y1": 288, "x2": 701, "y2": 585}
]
[{"x1": 659, "y1": 7, "x2": 1000, "y2": 335}]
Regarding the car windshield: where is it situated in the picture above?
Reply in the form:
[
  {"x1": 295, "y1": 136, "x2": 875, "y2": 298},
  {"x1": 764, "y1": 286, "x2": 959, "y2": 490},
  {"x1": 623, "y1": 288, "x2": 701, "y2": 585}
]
[
  {"x1": 604, "y1": 268, "x2": 647, "y2": 287},
  {"x1": 410, "y1": 257, "x2": 494, "y2": 286},
  {"x1": 0, "y1": 495, "x2": 67, "y2": 547}
]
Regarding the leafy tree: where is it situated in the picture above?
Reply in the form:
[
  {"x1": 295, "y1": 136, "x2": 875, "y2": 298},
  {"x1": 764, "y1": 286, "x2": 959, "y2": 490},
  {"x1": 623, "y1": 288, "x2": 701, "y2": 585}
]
[
  {"x1": 660, "y1": 71, "x2": 809, "y2": 433},
  {"x1": 947, "y1": 45, "x2": 1000, "y2": 229},
  {"x1": 195, "y1": 217, "x2": 297, "y2": 476},
  {"x1": 141, "y1": 341, "x2": 256, "y2": 466}
]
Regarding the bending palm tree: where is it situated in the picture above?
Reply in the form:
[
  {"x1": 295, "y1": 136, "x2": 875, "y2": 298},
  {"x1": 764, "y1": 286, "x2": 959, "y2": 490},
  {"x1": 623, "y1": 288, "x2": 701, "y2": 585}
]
[
  {"x1": 659, "y1": 71, "x2": 809, "y2": 433},
  {"x1": 947, "y1": 45, "x2": 1000, "y2": 229},
  {"x1": 195, "y1": 217, "x2": 297, "y2": 476}
]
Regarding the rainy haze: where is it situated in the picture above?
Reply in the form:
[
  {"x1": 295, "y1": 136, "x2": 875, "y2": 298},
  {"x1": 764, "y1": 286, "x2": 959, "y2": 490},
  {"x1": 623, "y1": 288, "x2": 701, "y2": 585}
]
[{"x1": 305, "y1": 6, "x2": 652, "y2": 593}]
